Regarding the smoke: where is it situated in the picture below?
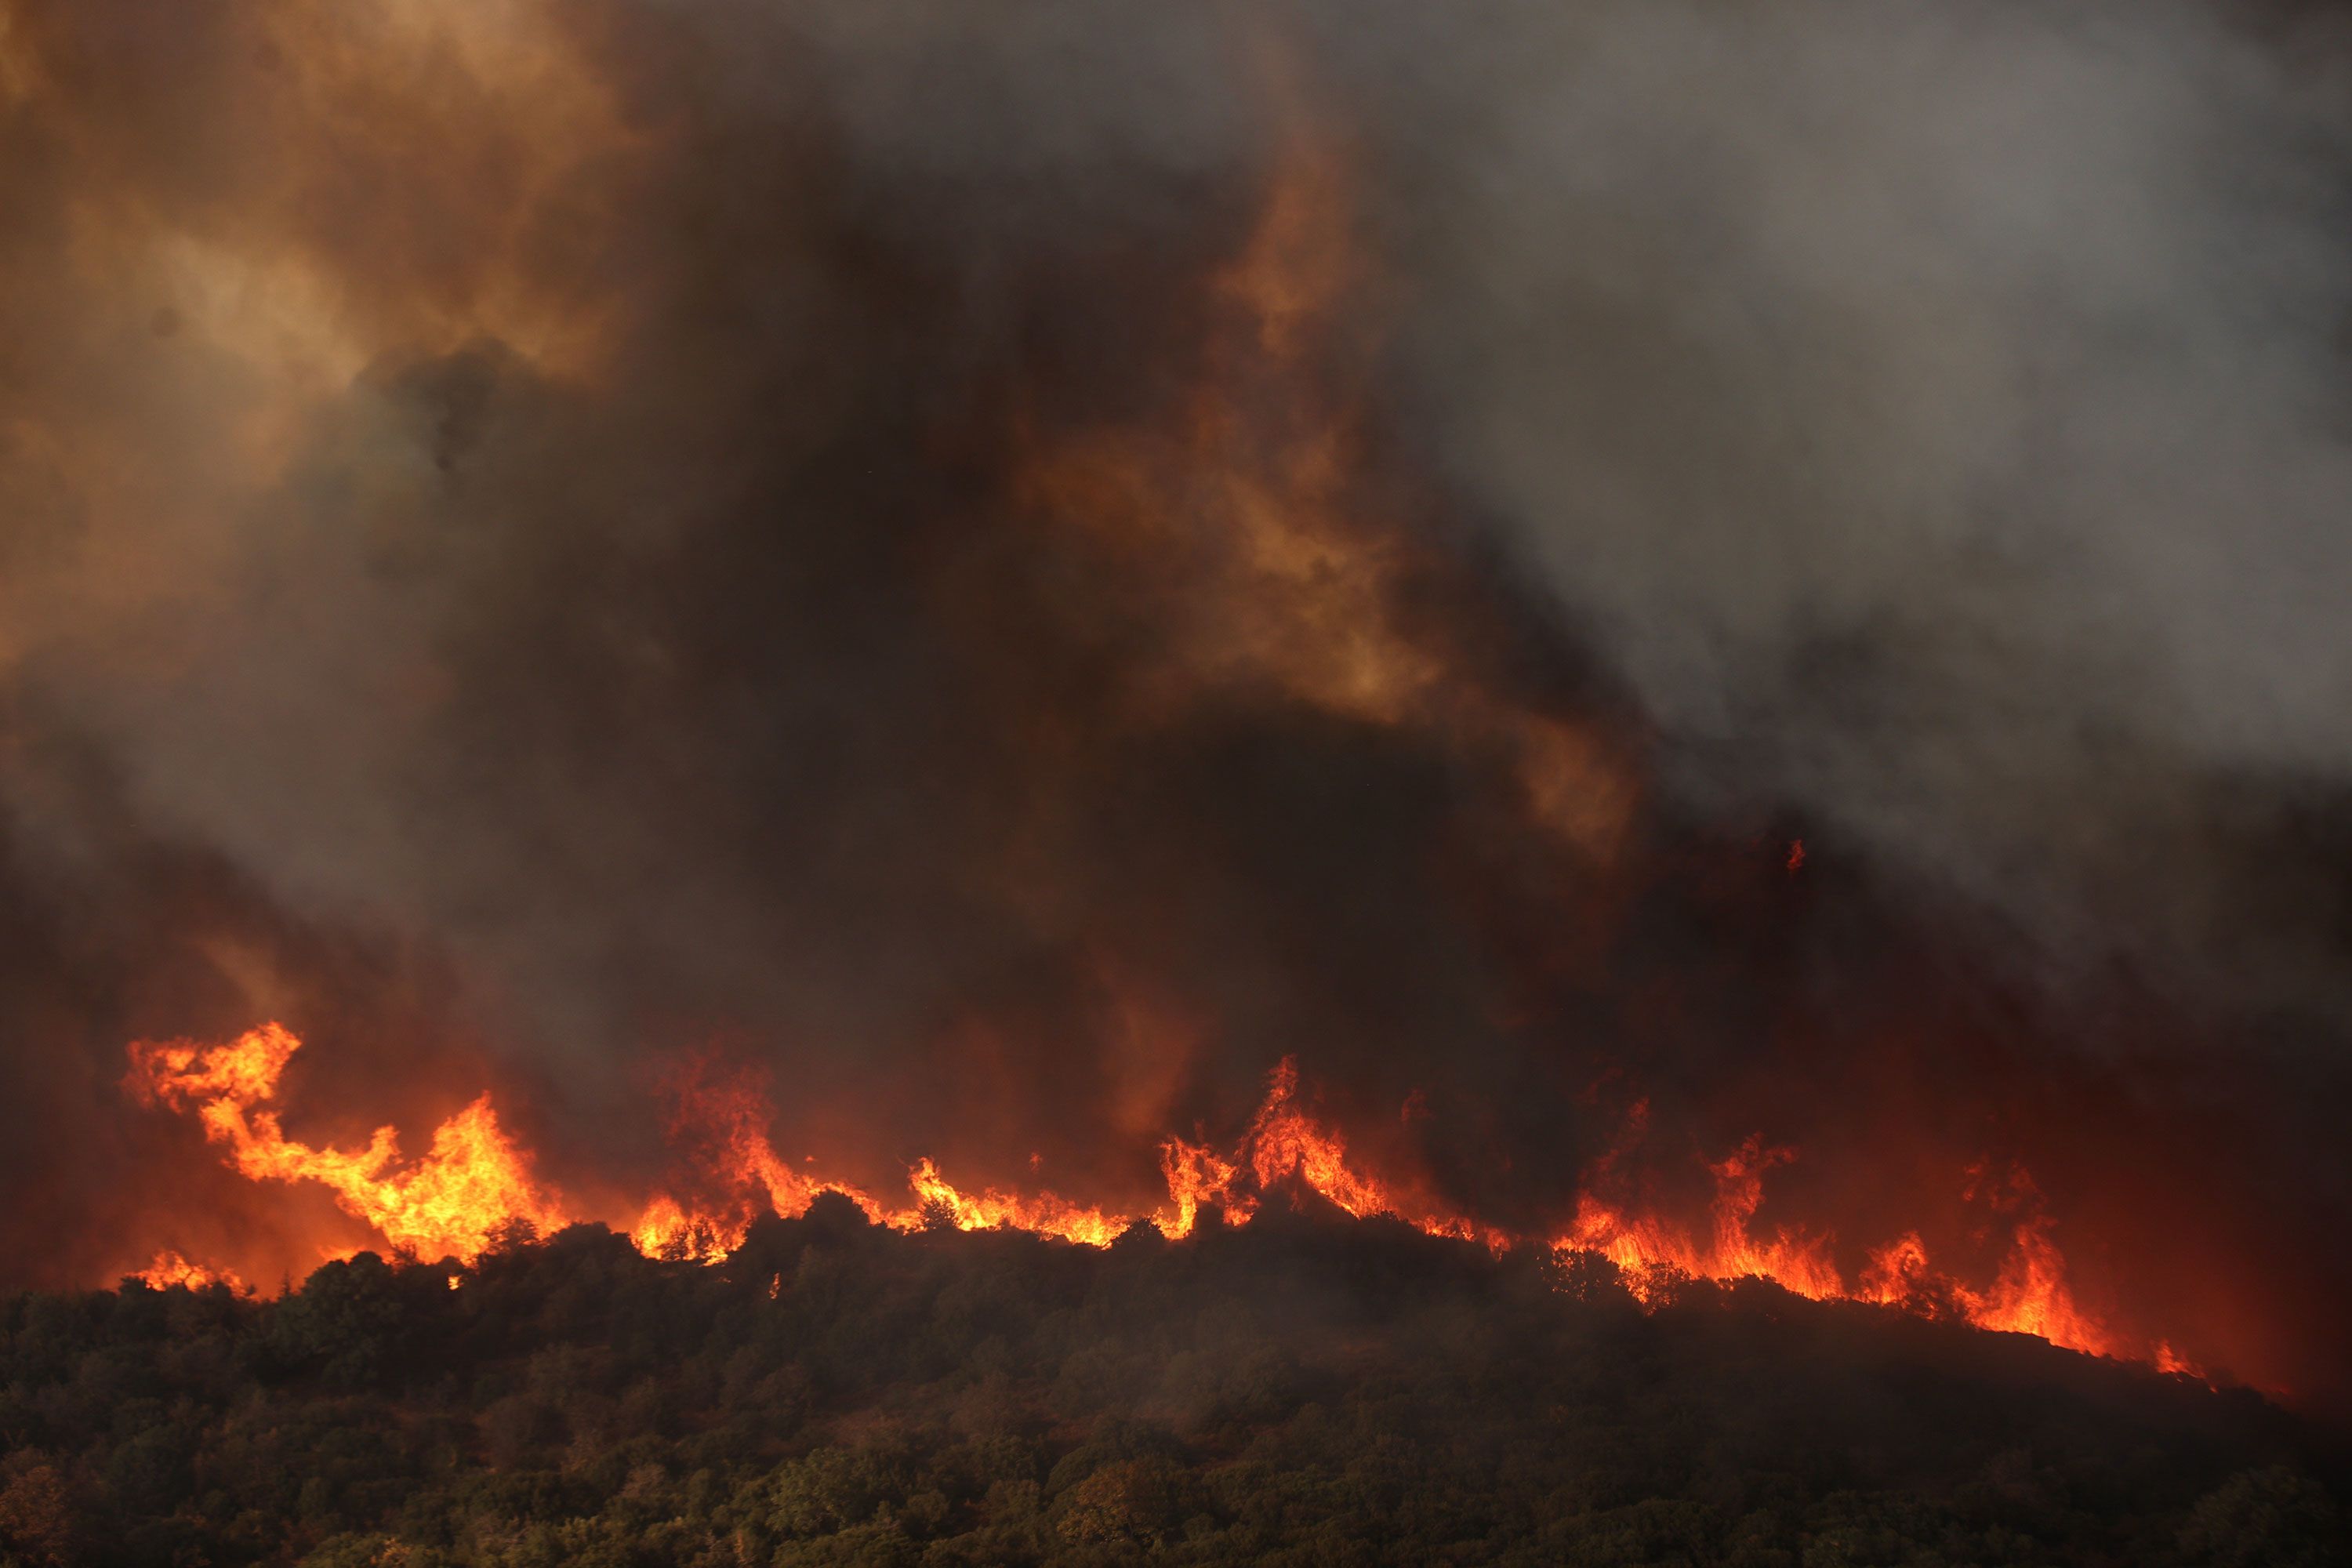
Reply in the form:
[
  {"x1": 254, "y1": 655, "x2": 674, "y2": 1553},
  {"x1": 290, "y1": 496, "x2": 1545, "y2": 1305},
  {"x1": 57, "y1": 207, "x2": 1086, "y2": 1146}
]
[
  {"x1": 1345, "y1": 0, "x2": 2352, "y2": 1010},
  {"x1": 0, "y1": 0, "x2": 2348, "y2": 1398}
]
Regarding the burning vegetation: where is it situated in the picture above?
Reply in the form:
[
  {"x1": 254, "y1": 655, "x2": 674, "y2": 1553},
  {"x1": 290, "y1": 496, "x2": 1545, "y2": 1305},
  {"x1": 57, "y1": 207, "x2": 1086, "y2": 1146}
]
[
  {"x1": 2, "y1": 14, "x2": 2350, "y2": 1558},
  {"x1": 122, "y1": 1019, "x2": 2183, "y2": 1381},
  {"x1": 82, "y1": 101, "x2": 2263, "y2": 1396}
]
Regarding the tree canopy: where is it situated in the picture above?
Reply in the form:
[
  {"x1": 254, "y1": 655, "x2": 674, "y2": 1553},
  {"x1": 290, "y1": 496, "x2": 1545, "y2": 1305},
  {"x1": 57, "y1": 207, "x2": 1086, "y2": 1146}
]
[{"x1": 1, "y1": 1198, "x2": 2340, "y2": 1566}]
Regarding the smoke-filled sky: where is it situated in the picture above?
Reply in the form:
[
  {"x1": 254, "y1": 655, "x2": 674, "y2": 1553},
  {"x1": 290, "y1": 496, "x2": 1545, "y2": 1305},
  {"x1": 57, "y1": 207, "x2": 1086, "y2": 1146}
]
[{"x1": 2, "y1": 1, "x2": 2348, "y2": 1402}]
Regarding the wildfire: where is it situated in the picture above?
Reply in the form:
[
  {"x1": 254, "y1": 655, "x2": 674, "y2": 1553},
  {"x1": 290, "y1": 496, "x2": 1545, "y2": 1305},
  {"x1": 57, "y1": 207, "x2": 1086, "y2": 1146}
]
[
  {"x1": 626, "y1": 1054, "x2": 1388, "y2": 1250},
  {"x1": 1243, "y1": 1060, "x2": 1508, "y2": 1250},
  {"x1": 131, "y1": 1250, "x2": 247, "y2": 1294},
  {"x1": 119, "y1": 1022, "x2": 2190, "y2": 1377},
  {"x1": 624, "y1": 1060, "x2": 865, "y2": 1262},
  {"x1": 1965, "y1": 1217, "x2": 2112, "y2": 1353},
  {"x1": 125, "y1": 1023, "x2": 568, "y2": 1265},
  {"x1": 902, "y1": 1159, "x2": 1129, "y2": 1247},
  {"x1": 622, "y1": 1060, "x2": 1148, "y2": 1256},
  {"x1": 96, "y1": 132, "x2": 2205, "y2": 1386},
  {"x1": 1563, "y1": 1144, "x2": 2122, "y2": 1359},
  {"x1": 1158, "y1": 1136, "x2": 1250, "y2": 1238},
  {"x1": 1561, "y1": 1136, "x2": 1845, "y2": 1305}
]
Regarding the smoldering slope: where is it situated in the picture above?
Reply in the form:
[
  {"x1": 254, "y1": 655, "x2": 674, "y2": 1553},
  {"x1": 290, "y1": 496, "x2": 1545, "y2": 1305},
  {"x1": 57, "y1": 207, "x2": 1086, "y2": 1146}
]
[{"x1": 0, "y1": 1, "x2": 2347, "y2": 1401}]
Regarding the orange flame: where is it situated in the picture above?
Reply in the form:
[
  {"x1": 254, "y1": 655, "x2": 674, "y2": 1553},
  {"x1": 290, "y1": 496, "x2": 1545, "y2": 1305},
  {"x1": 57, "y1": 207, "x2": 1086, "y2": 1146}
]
[
  {"x1": 901, "y1": 1158, "x2": 1129, "y2": 1247},
  {"x1": 1561, "y1": 1136, "x2": 1844, "y2": 1303},
  {"x1": 1157, "y1": 1135, "x2": 1250, "y2": 1237},
  {"x1": 1243, "y1": 1060, "x2": 1508, "y2": 1249},
  {"x1": 125, "y1": 1024, "x2": 567, "y2": 1265},
  {"x1": 131, "y1": 1250, "x2": 247, "y2": 1294},
  {"x1": 1564, "y1": 1152, "x2": 2122, "y2": 1359},
  {"x1": 1963, "y1": 1214, "x2": 2113, "y2": 1355},
  {"x1": 124, "y1": 1025, "x2": 2185, "y2": 1376},
  {"x1": 625, "y1": 1062, "x2": 869, "y2": 1261}
]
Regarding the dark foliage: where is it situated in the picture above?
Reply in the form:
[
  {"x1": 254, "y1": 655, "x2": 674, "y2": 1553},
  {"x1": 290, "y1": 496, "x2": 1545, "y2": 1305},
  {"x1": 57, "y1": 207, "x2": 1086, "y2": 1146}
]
[{"x1": 0, "y1": 1199, "x2": 2341, "y2": 1566}]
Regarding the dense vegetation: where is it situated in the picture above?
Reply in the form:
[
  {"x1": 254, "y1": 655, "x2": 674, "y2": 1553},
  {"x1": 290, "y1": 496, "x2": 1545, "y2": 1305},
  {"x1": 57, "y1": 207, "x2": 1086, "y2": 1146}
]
[{"x1": 0, "y1": 1197, "x2": 2340, "y2": 1567}]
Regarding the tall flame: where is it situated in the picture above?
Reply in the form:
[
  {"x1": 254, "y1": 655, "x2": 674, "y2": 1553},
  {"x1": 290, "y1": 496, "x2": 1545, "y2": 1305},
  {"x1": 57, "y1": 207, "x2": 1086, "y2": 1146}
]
[
  {"x1": 125, "y1": 1024, "x2": 567, "y2": 1265},
  {"x1": 1243, "y1": 1059, "x2": 1507, "y2": 1249},
  {"x1": 1158, "y1": 1136, "x2": 1250, "y2": 1238}
]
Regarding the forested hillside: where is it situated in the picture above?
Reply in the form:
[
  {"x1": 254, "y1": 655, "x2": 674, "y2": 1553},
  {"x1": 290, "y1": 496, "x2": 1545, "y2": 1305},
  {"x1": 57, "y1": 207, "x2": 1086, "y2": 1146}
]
[{"x1": 0, "y1": 1198, "x2": 2339, "y2": 1566}]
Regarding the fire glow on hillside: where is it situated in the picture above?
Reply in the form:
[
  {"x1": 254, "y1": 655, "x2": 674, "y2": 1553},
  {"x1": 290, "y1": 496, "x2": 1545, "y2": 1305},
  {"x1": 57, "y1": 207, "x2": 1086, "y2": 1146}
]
[{"x1": 127, "y1": 1020, "x2": 2183, "y2": 1377}]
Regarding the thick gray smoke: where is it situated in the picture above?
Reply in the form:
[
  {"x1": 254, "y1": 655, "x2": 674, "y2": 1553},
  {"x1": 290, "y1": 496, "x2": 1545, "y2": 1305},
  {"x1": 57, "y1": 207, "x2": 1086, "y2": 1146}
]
[{"x1": 1348, "y1": 0, "x2": 2352, "y2": 1008}]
